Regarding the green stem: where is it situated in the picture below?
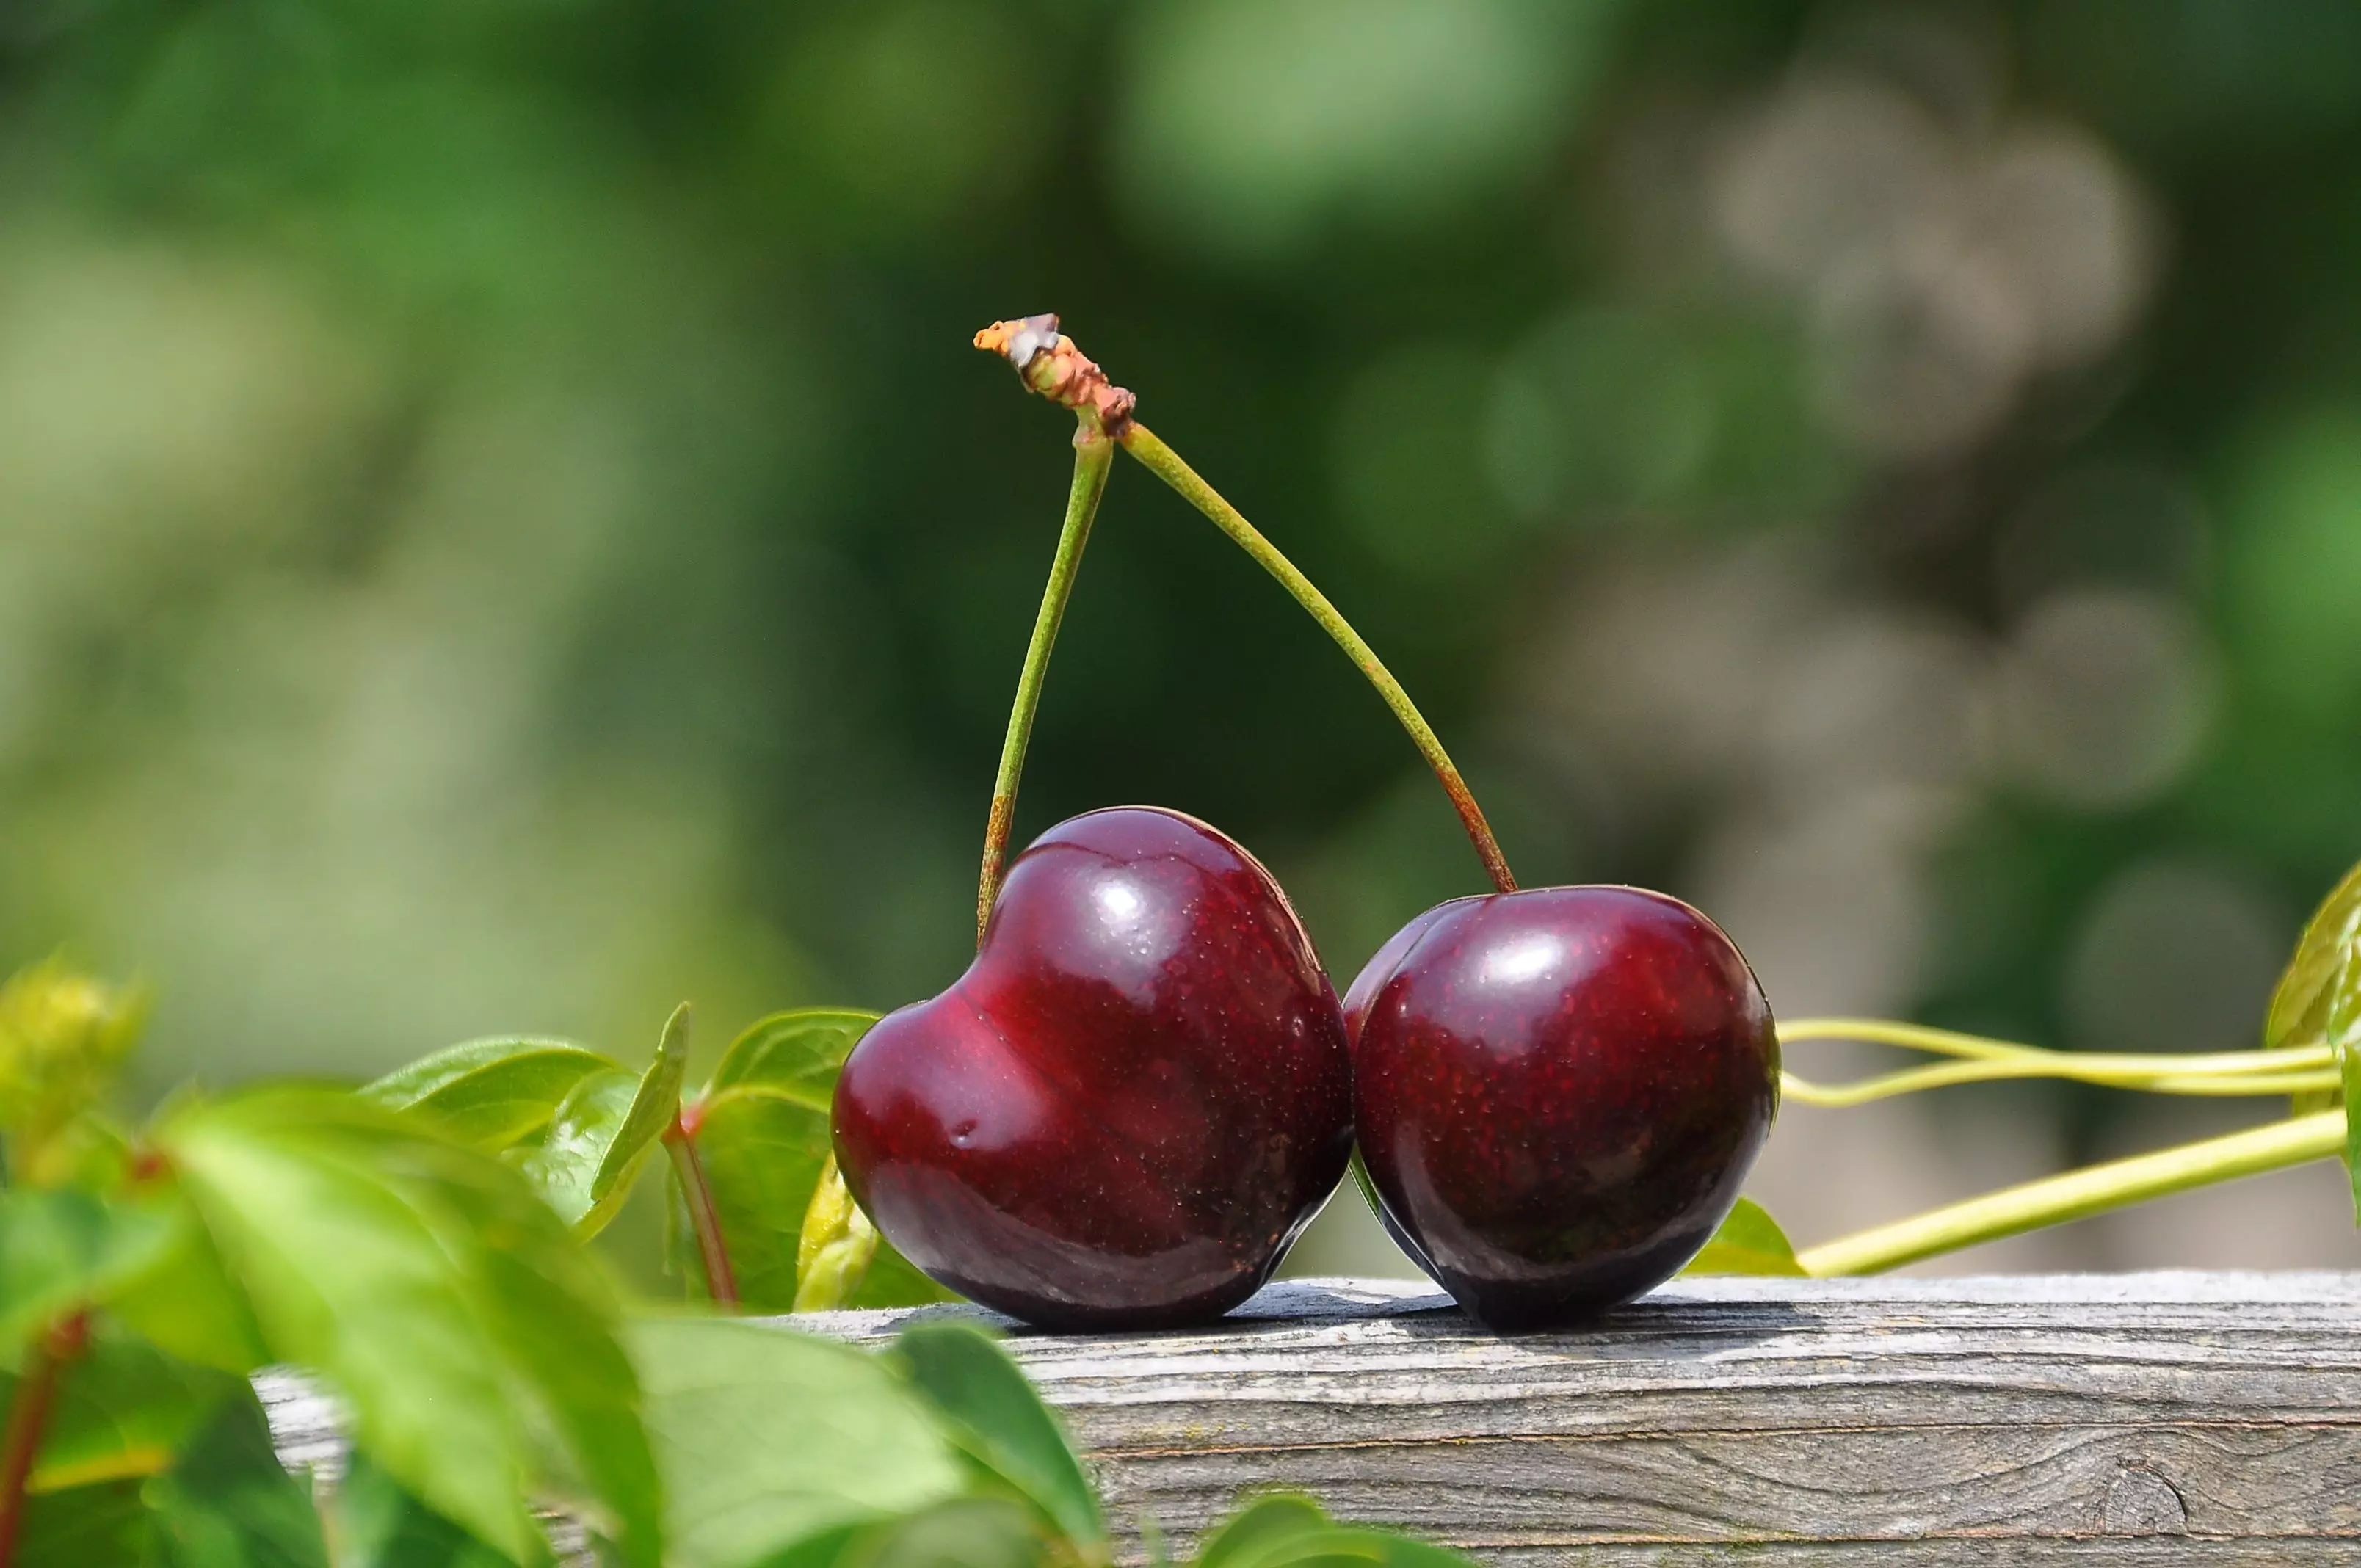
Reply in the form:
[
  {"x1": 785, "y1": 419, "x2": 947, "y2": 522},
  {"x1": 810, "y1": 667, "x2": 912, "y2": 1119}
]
[
  {"x1": 1784, "y1": 1059, "x2": 2340, "y2": 1108},
  {"x1": 662, "y1": 1117, "x2": 739, "y2": 1307},
  {"x1": 977, "y1": 428, "x2": 1114, "y2": 943},
  {"x1": 1118, "y1": 424, "x2": 1517, "y2": 895},
  {"x1": 0, "y1": 1312, "x2": 87, "y2": 1568},
  {"x1": 1782, "y1": 1017, "x2": 2336, "y2": 1074},
  {"x1": 1780, "y1": 1017, "x2": 2340, "y2": 1104},
  {"x1": 1796, "y1": 1110, "x2": 2347, "y2": 1276}
]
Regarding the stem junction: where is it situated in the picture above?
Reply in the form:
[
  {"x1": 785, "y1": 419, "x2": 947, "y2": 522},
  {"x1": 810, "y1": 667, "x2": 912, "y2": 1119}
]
[{"x1": 973, "y1": 313, "x2": 1517, "y2": 897}]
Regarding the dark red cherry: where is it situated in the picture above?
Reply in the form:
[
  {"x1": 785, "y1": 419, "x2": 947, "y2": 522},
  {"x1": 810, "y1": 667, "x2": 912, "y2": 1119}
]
[
  {"x1": 833, "y1": 806, "x2": 1354, "y2": 1329},
  {"x1": 1347, "y1": 886, "x2": 1778, "y2": 1331}
]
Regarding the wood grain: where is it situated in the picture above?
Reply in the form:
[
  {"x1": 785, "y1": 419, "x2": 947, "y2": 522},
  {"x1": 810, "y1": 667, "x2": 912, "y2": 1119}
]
[
  {"x1": 260, "y1": 1274, "x2": 2361, "y2": 1564},
  {"x1": 805, "y1": 1274, "x2": 2361, "y2": 1562}
]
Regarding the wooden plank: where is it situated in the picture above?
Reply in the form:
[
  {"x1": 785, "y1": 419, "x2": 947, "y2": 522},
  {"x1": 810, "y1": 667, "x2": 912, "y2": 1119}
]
[
  {"x1": 260, "y1": 1274, "x2": 2361, "y2": 1564},
  {"x1": 805, "y1": 1274, "x2": 2361, "y2": 1561}
]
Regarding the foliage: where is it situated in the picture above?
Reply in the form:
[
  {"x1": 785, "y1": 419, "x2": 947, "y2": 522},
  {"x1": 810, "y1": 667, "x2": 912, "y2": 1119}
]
[
  {"x1": 2265, "y1": 860, "x2": 2361, "y2": 1101},
  {"x1": 0, "y1": 962, "x2": 1472, "y2": 1567},
  {"x1": 1188, "y1": 1494, "x2": 1468, "y2": 1568},
  {"x1": 1679, "y1": 1199, "x2": 1805, "y2": 1277},
  {"x1": 0, "y1": 968, "x2": 654, "y2": 1564},
  {"x1": 363, "y1": 1006, "x2": 941, "y2": 1313},
  {"x1": 2263, "y1": 862, "x2": 2361, "y2": 1205}
]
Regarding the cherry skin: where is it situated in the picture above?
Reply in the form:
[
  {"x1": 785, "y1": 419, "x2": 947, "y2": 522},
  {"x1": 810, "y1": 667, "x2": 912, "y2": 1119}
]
[
  {"x1": 833, "y1": 806, "x2": 1353, "y2": 1329},
  {"x1": 1345, "y1": 887, "x2": 1777, "y2": 1331}
]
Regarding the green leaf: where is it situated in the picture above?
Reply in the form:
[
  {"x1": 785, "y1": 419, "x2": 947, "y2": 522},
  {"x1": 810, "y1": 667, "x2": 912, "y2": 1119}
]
[
  {"x1": 23, "y1": 1326, "x2": 241, "y2": 1493},
  {"x1": 144, "y1": 1390, "x2": 330, "y2": 1568},
  {"x1": 681, "y1": 1005, "x2": 945, "y2": 1311},
  {"x1": 1190, "y1": 1497, "x2": 1470, "y2": 1568},
  {"x1": 2264, "y1": 858, "x2": 2361, "y2": 1113},
  {"x1": 792, "y1": 1156, "x2": 880, "y2": 1313},
  {"x1": 159, "y1": 1089, "x2": 660, "y2": 1568},
  {"x1": 15, "y1": 1478, "x2": 149, "y2": 1568},
  {"x1": 1194, "y1": 1495, "x2": 1331, "y2": 1568},
  {"x1": 706, "y1": 1010, "x2": 880, "y2": 1106},
  {"x1": 690, "y1": 1083, "x2": 948, "y2": 1313},
  {"x1": 501, "y1": 1006, "x2": 693, "y2": 1240},
  {"x1": 626, "y1": 1316, "x2": 966, "y2": 1568},
  {"x1": 687, "y1": 1087, "x2": 832, "y2": 1311},
  {"x1": 890, "y1": 1323, "x2": 1101, "y2": 1549},
  {"x1": 1258, "y1": 1529, "x2": 1470, "y2": 1568},
  {"x1": 6, "y1": 1368, "x2": 328, "y2": 1568},
  {"x1": 587, "y1": 1003, "x2": 692, "y2": 1227},
  {"x1": 363, "y1": 1039, "x2": 619, "y2": 1150},
  {"x1": 104, "y1": 1196, "x2": 269, "y2": 1376},
  {"x1": 755, "y1": 1500, "x2": 1044, "y2": 1568},
  {"x1": 1678, "y1": 1199, "x2": 1805, "y2": 1277},
  {"x1": 467, "y1": 1241, "x2": 658, "y2": 1568},
  {"x1": 512, "y1": 1069, "x2": 640, "y2": 1234},
  {"x1": 159, "y1": 1094, "x2": 534, "y2": 1562},
  {"x1": 332, "y1": 1453, "x2": 521, "y2": 1568},
  {"x1": 858, "y1": 1499, "x2": 1045, "y2": 1568},
  {"x1": 850, "y1": 1244, "x2": 955, "y2": 1310},
  {"x1": 0, "y1": 1189, "x2": 178, "y2": 1363},
  {"x1": 2343, "y1": 1044, "x2": 2361, "y2": 1226}
]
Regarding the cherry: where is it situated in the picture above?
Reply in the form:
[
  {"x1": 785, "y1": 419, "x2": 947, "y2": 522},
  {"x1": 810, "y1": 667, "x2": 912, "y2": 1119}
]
[
  {"x1": 1345, "y1": 887, "x2": 1778, "y2": 1331},
  {"x1": 833, "y1": 805, "x2": 1353, "y2": 1329}
]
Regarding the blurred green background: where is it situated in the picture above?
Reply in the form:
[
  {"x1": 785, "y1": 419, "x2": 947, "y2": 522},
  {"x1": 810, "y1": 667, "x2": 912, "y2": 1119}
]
[{"x1": 6, "y1": 0, "x2": 2360, "y2": 1276}]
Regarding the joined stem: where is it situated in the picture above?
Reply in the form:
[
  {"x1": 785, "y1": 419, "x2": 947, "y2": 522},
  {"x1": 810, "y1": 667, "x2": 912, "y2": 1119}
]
[
  {"x1": 0, "y1": 1311, "x2": 87, "y2": 1568},
  {"x1": 1118, "y1": 424, "x2": 1517, "y2": 895},
  {"x1": 1796, "y1": 1110, "x2": 2347, "y2": 1276},
  {"x1": 662, "y1": 1117, "x2": 739, "y2": 1307},
  {"x1": 976, "y1": 429, "x2": 1114, "y2": 944}
]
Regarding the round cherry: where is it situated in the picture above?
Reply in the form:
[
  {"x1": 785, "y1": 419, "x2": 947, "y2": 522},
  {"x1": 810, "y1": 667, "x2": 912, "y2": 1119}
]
[
  {"x1": 1345, "y1": 886, "x2": 1777, "y2": 1331},
  {"x1": 833, "y1": 806, "x2": 1353, "y2": 1329}
]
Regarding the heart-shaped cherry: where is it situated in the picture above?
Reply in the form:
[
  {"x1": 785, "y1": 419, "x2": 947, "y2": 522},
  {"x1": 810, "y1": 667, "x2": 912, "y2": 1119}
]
[
  {"x1": 1345, "y1": 887, "x2": 1778, "y2": 1330},
  {"x1": 834, "y1": 805, "x2": 1353, "y2": 1329}
]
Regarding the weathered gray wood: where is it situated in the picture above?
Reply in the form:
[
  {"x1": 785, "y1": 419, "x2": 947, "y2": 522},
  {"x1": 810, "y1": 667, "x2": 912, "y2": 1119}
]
[
  {"x1": 805, "y1": 1273, "x2": 2361, "y2": 1562},
  {"x1": 261, "y1": 1274, "x2": 2361, "y2": 1564}
]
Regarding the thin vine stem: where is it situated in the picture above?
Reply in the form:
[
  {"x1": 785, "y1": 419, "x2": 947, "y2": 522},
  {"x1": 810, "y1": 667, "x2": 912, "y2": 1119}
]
[
  {"x1": 1118, "y1": 424, "x2": 1517, "y2": 895},
  {"x1": 662, "y1": 1117, "x2": 739, "y2": 1307},
  {"x1": 0, "y1": 1311, "x2": 87, "y2": 1568},
  {"x1": 1783, "y1": 1061, "x2": 2340, "y2": 1108},
  {"x1": 1795, "y1": 1109, "x2": 2347, "y2": 1276},
  {"x1": 1778, "y1": 1017, "x2": 2340, "y2": 1104},
  {"x1": 1781, "y1": 1017, "x2": 2335, "y2": 1072},
  {"x1": 976, "y1": 428, "x2": 1114, "y2": 943}
]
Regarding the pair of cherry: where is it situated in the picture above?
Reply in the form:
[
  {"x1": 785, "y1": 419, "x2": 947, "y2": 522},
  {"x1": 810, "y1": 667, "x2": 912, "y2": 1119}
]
[{"x1": 833, "y1": 805, "x2": 1780, "y2": 1332}]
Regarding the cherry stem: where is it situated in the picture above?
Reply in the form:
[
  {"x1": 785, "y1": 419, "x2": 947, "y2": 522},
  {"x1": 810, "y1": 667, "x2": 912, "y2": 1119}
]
[
  {"x1": 662, "y1": 1115, "x2": 739, "y2": 1307},
  {"x1": 1796, "y1": 1109, "x2": 2346, "y2": 1276},
  {"x1": 0, "y1": 1311, "x2": 87, "y2": 1568},
  {"x1": 1117, "y1": 424, "x2": 1517, "y2": 895},
  {"x1": 976, "y1": 427, "x2": 1114, "y2": 944}
]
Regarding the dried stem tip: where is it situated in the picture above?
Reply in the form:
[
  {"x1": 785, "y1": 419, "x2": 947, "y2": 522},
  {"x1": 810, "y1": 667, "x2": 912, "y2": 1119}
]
[{"x1": 974, "y1": 314, "x2": 1136, "y2": 437}]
